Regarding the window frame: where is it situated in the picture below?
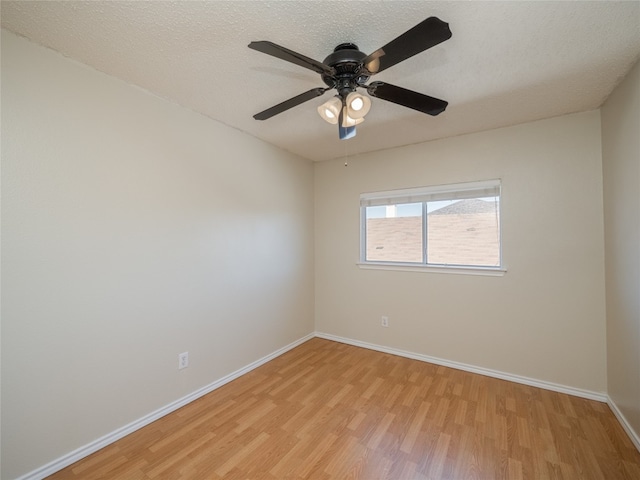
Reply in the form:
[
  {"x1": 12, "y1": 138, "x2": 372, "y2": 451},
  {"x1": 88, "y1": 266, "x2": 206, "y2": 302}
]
[{"x1": 358, "y1": 179, "x2": 506, "y2": 276}]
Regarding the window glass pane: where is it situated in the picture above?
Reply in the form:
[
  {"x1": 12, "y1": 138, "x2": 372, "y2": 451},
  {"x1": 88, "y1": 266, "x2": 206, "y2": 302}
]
[
  {"x1": 426, "y1": 197, "x2": 500, "y2": 266},
  {"x1": 365, "y1": 202, "x2": 423, "y2": 262}
]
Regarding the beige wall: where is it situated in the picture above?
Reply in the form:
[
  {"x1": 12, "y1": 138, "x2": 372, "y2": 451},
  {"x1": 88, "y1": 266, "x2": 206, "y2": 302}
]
[
  {"x1": 315, "y1": 110, "x2": 607, "y2": 394},
  {"x1": 1, "y1": 31, "x2": 314, "y2": 479},
  {"x1": 602, "y1": 59, "x2": 640, "y2": 441}
]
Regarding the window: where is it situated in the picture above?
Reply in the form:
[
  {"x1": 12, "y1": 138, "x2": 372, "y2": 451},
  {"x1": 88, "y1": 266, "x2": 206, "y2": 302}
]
[{"x1": 360, "y1": 180, "x2": 502, "y2": 272}]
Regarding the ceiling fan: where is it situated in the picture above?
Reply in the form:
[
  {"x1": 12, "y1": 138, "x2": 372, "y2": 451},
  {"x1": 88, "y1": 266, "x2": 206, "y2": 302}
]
[{"x1": 248, "y1": 16, "x2": 452, "y2": 140}]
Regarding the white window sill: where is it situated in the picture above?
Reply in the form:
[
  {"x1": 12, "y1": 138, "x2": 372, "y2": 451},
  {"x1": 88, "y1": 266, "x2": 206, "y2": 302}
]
[{"x1": 356, "y1": 262, "x2": 506, "y2": 276}]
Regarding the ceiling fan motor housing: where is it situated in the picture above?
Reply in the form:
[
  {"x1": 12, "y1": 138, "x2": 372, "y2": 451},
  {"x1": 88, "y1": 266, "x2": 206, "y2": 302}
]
[{"x1": 321, "y1": 43, "x2": 370, "y2": 95}]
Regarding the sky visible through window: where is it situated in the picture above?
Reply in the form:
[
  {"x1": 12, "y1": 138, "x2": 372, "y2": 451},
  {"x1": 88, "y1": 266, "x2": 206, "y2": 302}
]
[{"x1": 365, "y1": 197, "x2": 499, "y2": 218}]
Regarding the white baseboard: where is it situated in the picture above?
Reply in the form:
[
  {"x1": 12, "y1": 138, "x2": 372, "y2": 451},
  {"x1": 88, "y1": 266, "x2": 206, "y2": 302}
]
[
  {"x1": 607, "y1": 396, "x2": 640, "y2": 452},
  {"x1": 16, "y1": 331, "x2": 622, "y2": 480},
  {"x1": 315, "y1": 332, "x2": 608, "y2": 403},
  {"x1": 15, "y1": 332, "x2": 315, "y2": 480}
]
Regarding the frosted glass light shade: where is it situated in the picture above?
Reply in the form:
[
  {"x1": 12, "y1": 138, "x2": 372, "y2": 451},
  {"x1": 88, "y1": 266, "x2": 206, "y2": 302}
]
[
  {"x1": 346, "y1": 92, "x2": 371, "y2": 120},
  {"x1": 317, "y1": 97, "x2": 342, "y2": 124},
  {"x1": 341, "y1": 112, "x2": 364, "y2": 127}
]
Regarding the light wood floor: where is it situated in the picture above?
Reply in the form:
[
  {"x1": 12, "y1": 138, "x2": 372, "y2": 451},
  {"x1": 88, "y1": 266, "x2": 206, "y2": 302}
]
[{"x1": 48, "y1": 338, "x2": 640, "y2": 479}]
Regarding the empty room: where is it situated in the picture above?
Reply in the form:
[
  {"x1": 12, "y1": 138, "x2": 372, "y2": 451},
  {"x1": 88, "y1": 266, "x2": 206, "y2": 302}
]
[{"x1": 1, "y1": 1, "x2": 639, "y2": 479}]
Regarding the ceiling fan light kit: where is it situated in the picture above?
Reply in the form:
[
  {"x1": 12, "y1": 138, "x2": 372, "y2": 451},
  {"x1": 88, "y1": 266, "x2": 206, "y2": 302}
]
[
  {"x1": 249, "y1": 16, "x2": 452, "y2": 140},
  {"x1": 318, "y1": 93, "x2": 370, "y2": 126}
]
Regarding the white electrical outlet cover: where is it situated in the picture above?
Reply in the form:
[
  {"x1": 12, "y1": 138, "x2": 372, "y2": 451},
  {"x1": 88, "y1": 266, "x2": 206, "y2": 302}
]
[{"x1": 178, "y1": 352, "x2": 189, "y2": 369}]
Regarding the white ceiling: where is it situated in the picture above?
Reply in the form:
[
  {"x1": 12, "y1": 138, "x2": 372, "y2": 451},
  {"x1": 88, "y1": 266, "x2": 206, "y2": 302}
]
[{"x1": 2, "y1": 1, "x2": 639, "y2": 162}]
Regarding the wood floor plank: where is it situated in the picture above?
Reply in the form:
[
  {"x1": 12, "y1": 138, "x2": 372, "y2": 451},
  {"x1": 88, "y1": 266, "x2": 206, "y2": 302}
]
[{"x1": 46, "y1": 338, "x2": 640, "y2": 479}]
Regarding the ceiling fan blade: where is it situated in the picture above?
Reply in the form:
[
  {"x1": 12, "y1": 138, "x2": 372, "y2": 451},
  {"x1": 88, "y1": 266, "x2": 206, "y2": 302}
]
[
  {"x1": 362, "y1": 17, "x2": 452, "y2": 75},
  {"x1": 249, "y1": 41, "x2": 335, "y2": 77},
  {"x1": 253, "y1": 87, "x2": 328, "y2": 120},
  {"x1": 366, "y1": 81, "x2": 448, "y2": 116}
]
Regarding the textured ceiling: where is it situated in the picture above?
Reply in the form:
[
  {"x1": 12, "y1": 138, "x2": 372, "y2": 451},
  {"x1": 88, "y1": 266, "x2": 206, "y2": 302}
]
[{"x1": 2, "y1": 1, "x2": 639, "y2": 161}]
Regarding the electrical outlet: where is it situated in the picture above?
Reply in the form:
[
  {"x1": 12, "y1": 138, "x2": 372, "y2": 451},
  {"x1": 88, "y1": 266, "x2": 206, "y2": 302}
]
[
  {"x1": 178, "y1": 352, "x2": 189, "y2": 370},
  {"x1": 381, "y1": 316, "x2": 389, "y2": 327}
]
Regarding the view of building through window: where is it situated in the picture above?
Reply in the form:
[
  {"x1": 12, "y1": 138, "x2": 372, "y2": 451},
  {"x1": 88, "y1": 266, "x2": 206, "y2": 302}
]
[{"x1": 364, "y1": 196, "x2": 500, "y2": 267}]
